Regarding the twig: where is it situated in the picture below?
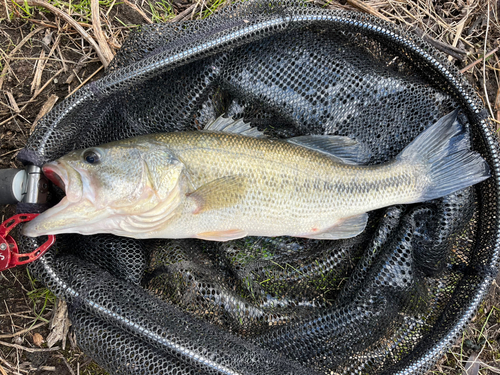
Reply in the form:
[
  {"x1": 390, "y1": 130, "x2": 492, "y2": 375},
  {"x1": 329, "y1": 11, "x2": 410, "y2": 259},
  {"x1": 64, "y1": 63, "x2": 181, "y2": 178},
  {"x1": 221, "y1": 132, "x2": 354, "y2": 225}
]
[
  {"x1": 122, "y1": 0, "x2": 152, "y2": 24},
  {"x1": 483, "y1": 0, "x2": 495, "y2": 120},
  {"x1": 37, "y1": 32, "x2": 62, "y2": 83},
  {"x1": 56, "y1": 44, "x2": 67, "y2": 72},
  {"x1": 448, "y1": 16, "x2": 467, "y2": 62},
  {"x1": 7, "y1": 57, "x2": 76, "y2": 63},
  {"x1": 190, "y1": 0, "x2": 202, "y2": 20},
  {"x1": 0, "y1": 340, "x2": 60, "y2": 353},
  {"x1": 90, "y1": 0, "x2": 114, "y2": 65},
  {"x1": 65, "y1": 53, "x2": 91, "y2": 84},
  {"x1": 31, "y1": 94, "x2": 58, "y2": 133},
  {"x1": 0, "y1": 99, "x2": 12, "y2": 110},
  {"x1": 57, "y1": 355, "x2": 76, "y2": 375},
  {"x1": 1, "y1": 110, "x2": 26, "y2": 127},
  {"x1": 0, "y1": 49, "x2": 20, "y2": 85},
  {"x1": 66, "y1": 65, "x2": 103, "y2": 98},
  {"x1": 460, "y1": 46, "x2": 500, "y2": 73},
  {"x1": 2, "y1": 67, "x2": 64, "y2": 126},
  {"x1": 0, "y1": 314, "x2": 46, "y2": 321},
  {"x1": 30, "y1": 49, "x2": 46, "y2": 94},
  {"x1": 346, "y1": 0, "x2": 390, "y2": 22},
  {"x1": 0, "y1": 322, "x2": 48, "y2": 339},
  {"x1": 171, "y1": 3, "x2": 197, "y2": 22},
  {"x1": 427, "y1": 39, "x2": 467, "y2": 61},
  {"x1": 104, "y1": 0, "x2": 116, "y2": 17},
  {"x1": 27, "y1": 18, "x2": 92, "y2": 29},
  {"x1": 3, "y1": 0, "x2": 9, "y2": 21},
  {"x1": 0, "y1": 356, "x2": 28, "y2": 374},
  {"x1": 32, "y1": 68, "x2": 64, "y2": 100},
  {"x1": 411, "y1": 26, "x2": 467, "y2": 61},
  {"x1": 0, "y1": 310, "x2": 32, "y2": 317},
  {"x1": 6, "y1": 270, "x2": 29, "y2": 293},
  {"x1": 495, "y1": 83, "x2": 500, "y2": 125},
  {"x1": 4, "y1": 301, "x2": 15, "y2": 336},
  {"x1": 0, "y1": 26, "x2": 44, "y2": 90},
  {"x1": 27, "y1": 18, "x2": 58, "y2": 29},
  {"x1": 4, "y1": 91, "x2": 20, "y2": 113},
  {"x1": 13, "y1": 0, "x2": 109, "y2": 67},
  {"x1": 35, "y1": 366, "x2": 56, "y2": 372},
  {"x1": 0, "y1": 148, "x2": 22, "y2": 158}
]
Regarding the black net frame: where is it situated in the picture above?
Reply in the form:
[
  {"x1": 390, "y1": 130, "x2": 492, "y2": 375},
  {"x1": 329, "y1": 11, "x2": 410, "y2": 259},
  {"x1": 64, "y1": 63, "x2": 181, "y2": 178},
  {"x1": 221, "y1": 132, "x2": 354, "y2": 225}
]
[{"x1": 14, "y1": 1, "x2": 500, "y2": 374}]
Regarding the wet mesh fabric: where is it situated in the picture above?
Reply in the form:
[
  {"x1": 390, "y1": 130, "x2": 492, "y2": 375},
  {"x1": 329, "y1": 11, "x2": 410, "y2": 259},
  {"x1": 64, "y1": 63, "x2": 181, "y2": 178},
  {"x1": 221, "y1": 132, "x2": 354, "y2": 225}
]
[{"x1": 16, "y1": 1, "x2": 500, "y2": 374}]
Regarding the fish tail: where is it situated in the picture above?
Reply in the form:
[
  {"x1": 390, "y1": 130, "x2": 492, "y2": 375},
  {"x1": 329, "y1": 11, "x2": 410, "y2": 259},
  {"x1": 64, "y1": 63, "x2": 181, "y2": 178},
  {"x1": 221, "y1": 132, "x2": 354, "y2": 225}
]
[{"x1": 398, "y1": 109, "x2": 490, "y2": 202}]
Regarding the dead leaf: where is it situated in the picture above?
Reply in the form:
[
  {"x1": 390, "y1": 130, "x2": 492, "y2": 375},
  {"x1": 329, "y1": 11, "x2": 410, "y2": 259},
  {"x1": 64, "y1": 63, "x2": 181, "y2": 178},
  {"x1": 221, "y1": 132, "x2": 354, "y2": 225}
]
[
  {"x1": 46, "y1": 300, "x2": 71, "y2": 349},
  {"x1": 464, "y1": 352, "x2": 480, "y2": 375},
  {"x1": 4, "y1": 91, "x2": 20, "y2": 113},
  {"x1": 30, "y1": 49, "x2": 45, "y2": 94},
  {"x1": 41, "y1": 30, "x2": 53, "y2": 51},
  {"x1": 32, "y1": 332, "x2": 44, "y2": 347}
]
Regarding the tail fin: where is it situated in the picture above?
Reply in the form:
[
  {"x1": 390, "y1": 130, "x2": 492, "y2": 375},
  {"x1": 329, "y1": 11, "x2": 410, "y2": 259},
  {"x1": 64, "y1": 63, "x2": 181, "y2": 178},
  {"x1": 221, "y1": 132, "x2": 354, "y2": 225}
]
[{"x1": 398, "y1": 109, "x2": 490, "y2": 202}]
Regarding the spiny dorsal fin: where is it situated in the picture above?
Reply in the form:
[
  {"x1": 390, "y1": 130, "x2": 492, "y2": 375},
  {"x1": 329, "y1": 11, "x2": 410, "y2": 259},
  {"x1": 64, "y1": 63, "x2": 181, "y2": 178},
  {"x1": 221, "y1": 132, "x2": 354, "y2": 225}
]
[
  {"x1": 287, "y1": 135, "x2": 371, "y2": 165},
  {"x1": 204, "y1": 116, "x2": 266, "y2": 138}
]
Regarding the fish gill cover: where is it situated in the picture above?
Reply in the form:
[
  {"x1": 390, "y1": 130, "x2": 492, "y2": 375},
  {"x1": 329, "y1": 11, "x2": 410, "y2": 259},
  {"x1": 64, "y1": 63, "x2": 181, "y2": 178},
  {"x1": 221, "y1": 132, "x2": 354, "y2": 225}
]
[{"x1": 15, "y1": 0, "x2": 500, "y2": 374}]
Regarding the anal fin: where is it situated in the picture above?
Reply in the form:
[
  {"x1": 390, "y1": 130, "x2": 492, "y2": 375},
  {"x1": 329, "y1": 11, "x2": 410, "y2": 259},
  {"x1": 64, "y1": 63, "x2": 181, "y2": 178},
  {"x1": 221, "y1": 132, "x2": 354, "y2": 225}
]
[
  {"x1": 196, "y1": 229, "x2": 248, "y2": 241},
  {"x1": 301, "y1": 213, "x2": 368, "y2": 240}
]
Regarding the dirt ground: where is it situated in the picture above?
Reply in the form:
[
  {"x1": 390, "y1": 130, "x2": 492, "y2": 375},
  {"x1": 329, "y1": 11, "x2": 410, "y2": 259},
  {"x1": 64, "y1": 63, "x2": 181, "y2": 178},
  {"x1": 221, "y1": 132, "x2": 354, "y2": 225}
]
[{"x1": 0, "y1": 0, "x2": 499, "y2": 374}]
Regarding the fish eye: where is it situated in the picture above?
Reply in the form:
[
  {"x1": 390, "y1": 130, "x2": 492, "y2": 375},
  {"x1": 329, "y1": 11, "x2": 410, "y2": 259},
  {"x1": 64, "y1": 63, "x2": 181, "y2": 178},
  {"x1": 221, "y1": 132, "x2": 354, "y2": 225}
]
[{"x1": 83, "y1": 149, "x2": 102, "y2": 164}]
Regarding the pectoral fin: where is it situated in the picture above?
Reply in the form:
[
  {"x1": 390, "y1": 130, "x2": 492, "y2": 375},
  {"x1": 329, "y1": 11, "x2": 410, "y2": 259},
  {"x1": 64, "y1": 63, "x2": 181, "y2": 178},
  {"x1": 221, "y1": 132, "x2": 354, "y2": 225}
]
[
  {"x1": 196, "y1": 229, "x2": 248, "y2": 241},
  {"x1": 301, "y1": 213, "x2": 368, "y2": 239},
  {"x1": 188, "y1": 176, "x2": 247, "y2": 214}
]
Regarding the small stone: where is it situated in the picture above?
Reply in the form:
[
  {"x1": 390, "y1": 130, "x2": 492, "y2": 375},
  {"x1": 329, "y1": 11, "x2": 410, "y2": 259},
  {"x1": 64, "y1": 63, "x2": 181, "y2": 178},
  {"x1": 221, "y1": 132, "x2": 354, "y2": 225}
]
[{"x1": 13, "y1": 335, "x2": 23, "y2": 345}]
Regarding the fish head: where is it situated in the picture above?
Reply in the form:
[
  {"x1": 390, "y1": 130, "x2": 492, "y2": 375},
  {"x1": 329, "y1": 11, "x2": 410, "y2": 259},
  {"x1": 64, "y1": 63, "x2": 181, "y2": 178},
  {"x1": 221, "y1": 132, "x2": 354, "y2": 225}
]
[{"x1": 23, "y1": 139, "x2": 185, "y2": 237}]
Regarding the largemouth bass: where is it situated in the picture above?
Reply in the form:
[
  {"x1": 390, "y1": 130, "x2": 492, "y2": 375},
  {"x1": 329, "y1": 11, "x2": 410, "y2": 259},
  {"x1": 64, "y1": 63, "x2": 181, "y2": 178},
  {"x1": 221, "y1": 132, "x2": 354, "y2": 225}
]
[{"x1": 23, "y1": 110, "x2": 489, "y2": 241}]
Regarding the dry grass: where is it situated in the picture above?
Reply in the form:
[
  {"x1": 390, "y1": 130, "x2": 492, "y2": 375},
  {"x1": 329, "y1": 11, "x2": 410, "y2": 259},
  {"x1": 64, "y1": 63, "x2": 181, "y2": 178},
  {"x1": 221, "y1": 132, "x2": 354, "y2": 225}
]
[
  {"x1": 0, "y1": 0, "x2": 498, "y2": 374},
  {"x1": 364, "y1": 3, "x2": 500, "y2": 371},
  {"x1": 432, "y1": 279, "x2": 500, "y2": 375}
]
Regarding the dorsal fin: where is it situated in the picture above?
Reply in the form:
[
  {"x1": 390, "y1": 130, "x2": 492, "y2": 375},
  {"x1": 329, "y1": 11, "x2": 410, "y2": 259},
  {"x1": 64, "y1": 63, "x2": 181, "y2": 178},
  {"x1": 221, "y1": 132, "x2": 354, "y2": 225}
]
[
  {"x1": 204, "y1": 116, "x2": 266, "y2": 138},
  {"x1": 287, "y1": 135, "x2": 371, "y2": 165}
]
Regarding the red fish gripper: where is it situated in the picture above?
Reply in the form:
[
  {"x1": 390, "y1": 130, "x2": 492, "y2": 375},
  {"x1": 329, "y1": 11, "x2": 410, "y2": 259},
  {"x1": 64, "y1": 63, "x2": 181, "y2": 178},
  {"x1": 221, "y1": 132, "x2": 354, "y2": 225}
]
[{"x1": 0, "y1": 214, "x2": 55, "y2": 271}]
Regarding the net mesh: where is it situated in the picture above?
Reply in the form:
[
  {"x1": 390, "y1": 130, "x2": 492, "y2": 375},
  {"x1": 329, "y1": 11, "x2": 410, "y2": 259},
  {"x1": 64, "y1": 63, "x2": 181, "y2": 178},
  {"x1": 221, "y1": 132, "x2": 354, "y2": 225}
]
[{"x1": 15, "y1": 1, "x2": 500, "y2": 374}]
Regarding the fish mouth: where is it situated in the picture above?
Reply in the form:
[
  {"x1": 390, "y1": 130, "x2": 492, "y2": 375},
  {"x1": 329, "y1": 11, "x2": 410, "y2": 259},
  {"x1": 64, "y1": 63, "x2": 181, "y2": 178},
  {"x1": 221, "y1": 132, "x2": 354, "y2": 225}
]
[
  {"x1": 43, "y1": 163, "x2": 66, "y2": 192},
  {"x1": 23, "y1": 162, "x2": 105, "y2": 237},
  {"x1": 42, "y1": 162, "x2": 83, "y2": 203}
]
